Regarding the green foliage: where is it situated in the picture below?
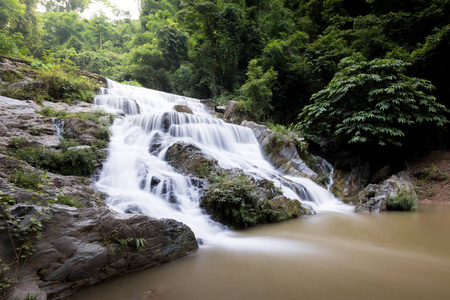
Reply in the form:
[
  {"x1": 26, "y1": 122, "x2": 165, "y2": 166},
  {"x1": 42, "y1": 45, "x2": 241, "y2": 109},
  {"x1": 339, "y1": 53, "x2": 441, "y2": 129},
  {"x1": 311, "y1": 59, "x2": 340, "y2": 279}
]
[
  {"x1": 8, "y1": 169, "x2": 46, "y2": 191},
  {"x1": 298, "y1": 54, "x2": 449, "y2": 147},
  {"x1": 0, "y1": 32, "x2": 23, "y2": 55},
  {"x1": 237, "y1": 59, "x2": 278, "y2": 121},
  {"x1": 9, "y1": 145, "x2": 105, "y2": 176},
  {"x1": 56, "y1": 194, "x2": 81, "y2": 208},
  {"x1": 201, "y1": 175, "x2": 260, "y2": 228},
  {"x1": 387, "y1": 185, "x2": 417, "y2": 211},
  {"x1": 415, "y1": 164, "x2": 449, "y2": 181},
  {"x1": 103, "y1": 227, "x2": 147, "y2": 254},
  {"x1": 8, "y1": 136, "x2": 30, "y2": 150},
  {"x1": 200, "y1": 173, "x2": 299, "y2": 229},
  {"x1": 0, "y1": 258, "x2": 12, "y2": 297}
]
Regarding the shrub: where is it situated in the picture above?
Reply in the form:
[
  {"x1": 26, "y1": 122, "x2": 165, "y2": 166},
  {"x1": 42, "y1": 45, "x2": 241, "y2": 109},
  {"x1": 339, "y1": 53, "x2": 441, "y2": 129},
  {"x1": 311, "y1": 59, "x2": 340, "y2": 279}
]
[
  {"x1": 8, "y1": 136, "x2": 29, "y2": 150},
  {"x1": 9, "y1": 146, "x2": 105, "y2": 176},
  {"x1": 387, "y1": 186, "x2": 417, "y2": 211},
  {"x1": 8, "y1": 168, "x2": 46, "y2": 190},
  {"x1": 201, "y1": 175, "x2": 260, "y2": 228}
]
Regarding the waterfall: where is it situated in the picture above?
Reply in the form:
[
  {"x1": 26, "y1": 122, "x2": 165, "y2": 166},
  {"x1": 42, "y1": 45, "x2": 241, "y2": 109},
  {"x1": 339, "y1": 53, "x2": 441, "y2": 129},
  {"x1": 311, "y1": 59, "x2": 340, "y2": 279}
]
[{"x1": 94, "y1": 80, "x2": 348, "y2": 243}]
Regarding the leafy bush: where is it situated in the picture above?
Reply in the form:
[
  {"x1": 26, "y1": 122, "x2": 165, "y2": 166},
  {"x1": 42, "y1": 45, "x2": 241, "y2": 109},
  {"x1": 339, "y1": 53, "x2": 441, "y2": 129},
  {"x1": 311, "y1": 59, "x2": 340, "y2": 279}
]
[
  {"x1": 387, "y1": 186, "x2": 417, "y2": 211},
  {"x1": 201, "y1": 174, "x2": 301, "y2": 228},
  {"x1": 201, "y1": 175, "x2": 260, "y2": 228},
  {"x1": 9, "y1": 146, "x2": 105, "y2": 176},
  {"x1": 237, "y1": 59, "x2": 278, "y2": 122},
  {"x1": 8, "y1": 168, "x2": 46, "y2": 190},
  {"x1": 8, "y1": 136, "x2": 29, "y2": 150},
  {"x1": 40, "y1": 69, "x2": 100, "y2": 103},
  {"x1": 298, "y1": 54, "x2": 449, "y2": 147}
]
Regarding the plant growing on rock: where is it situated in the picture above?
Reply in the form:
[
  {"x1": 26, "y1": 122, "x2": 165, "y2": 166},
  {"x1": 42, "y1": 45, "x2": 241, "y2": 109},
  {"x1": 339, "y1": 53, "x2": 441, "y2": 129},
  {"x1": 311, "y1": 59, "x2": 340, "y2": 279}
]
[
  {"x1": 387, "y1": 185, "x2": 418, "y2": 211},
  {"x1": 201, "y1": 174, "x2": 305, "y2": 229},
  {"x1": 8, "y1": 169, "x2": 47, "y2": 191}
]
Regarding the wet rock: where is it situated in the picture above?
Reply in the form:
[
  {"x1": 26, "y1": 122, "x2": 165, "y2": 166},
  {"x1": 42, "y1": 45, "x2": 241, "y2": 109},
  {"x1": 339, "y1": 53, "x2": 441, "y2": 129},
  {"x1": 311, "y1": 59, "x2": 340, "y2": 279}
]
[
  {"x1": 3, "y1": 205, "x2": 198, "y2": 300},
  {"x1": 330, "y1": 164, "x2": 371, "y2": 201},
  {"x1": 223, "y1": 100, "x2": 244, "y2": 123},
  {"x1": 215, "y1": 105, "x2": 226, "y2": 113},
  {"x1": 165, "y1": 142, "x2": 222, "y2": 179},
  {"x1": 173, "y1": 105, "x2": 193, "y2": 114},
  {"x1": 165, "y1": 142, "x2": 312, "y2": 228},
  {"x1": 0, "y1": 153, "x2": 106, "y2": 208},
  {"x1": 149, "y1": 132, "x2": 163, "y2": 154},
  {"x1": 241, "y1": 121, "x2": 318, "y2": 181}
]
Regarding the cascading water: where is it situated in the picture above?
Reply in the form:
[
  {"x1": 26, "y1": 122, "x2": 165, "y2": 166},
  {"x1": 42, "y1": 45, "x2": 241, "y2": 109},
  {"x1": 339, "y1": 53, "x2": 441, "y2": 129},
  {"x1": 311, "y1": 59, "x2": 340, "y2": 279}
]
[{"x1": 94, "y1": 80, "x2": 348, "y2": 244}]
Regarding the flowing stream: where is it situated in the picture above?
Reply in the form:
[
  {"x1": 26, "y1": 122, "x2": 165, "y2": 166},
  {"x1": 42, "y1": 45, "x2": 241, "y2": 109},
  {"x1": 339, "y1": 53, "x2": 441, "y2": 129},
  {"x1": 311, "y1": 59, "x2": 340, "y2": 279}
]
[
  {"x1": 94, "y1": 80, "x2": 348, "y2": 244},
  {"x1": 66, "y1": 82, "x2": 450, "y2": 300}
]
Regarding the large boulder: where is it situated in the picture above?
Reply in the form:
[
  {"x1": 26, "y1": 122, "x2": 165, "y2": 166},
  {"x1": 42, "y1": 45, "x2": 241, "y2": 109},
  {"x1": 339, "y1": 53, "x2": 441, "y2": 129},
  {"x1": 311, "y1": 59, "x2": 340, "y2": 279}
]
[
  {"x1": 3, "y1": 204, "x2": 198, "y2": 300},
  {"x1": 353, "y1": 172, "x2": 418, "y2": 212},
  {"x1": 165, "y1": 142, "x2": 312, "y2": 229}
]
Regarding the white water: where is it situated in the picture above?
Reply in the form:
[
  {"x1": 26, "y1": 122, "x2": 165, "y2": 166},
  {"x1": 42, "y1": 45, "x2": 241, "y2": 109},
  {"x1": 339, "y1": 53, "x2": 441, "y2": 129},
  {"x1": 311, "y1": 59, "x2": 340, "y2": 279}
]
[{"x1": 94, "y1": 80, "x2": 350, "y2": 245}]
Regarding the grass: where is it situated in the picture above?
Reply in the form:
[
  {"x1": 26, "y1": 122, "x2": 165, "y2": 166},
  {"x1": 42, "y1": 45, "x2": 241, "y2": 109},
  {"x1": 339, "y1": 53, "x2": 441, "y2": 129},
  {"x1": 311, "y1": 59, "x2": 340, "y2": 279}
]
[{"x1": 57, "y1": 194, "x2": 81, "y2": 208}]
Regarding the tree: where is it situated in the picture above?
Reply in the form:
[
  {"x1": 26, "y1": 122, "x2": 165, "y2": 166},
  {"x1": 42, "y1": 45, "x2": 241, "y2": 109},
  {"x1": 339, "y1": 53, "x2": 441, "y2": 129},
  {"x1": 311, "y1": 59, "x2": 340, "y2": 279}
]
[
  {"x1": 41, "y1": 0, "x2": 92, "y2": 13},
  {"x1": 298, "y1": 53, "x2": 449, "y2": 147},
  {"x1": 238, "y1": 59, "x2": 278, "y2": 121}
]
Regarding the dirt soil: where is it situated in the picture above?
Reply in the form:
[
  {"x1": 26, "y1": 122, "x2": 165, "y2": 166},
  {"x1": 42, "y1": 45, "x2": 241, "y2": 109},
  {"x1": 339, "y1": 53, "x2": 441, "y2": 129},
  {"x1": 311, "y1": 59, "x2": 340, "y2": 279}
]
[{"x1": 408, "y1": 150, "x2": 450, "y2": 205}]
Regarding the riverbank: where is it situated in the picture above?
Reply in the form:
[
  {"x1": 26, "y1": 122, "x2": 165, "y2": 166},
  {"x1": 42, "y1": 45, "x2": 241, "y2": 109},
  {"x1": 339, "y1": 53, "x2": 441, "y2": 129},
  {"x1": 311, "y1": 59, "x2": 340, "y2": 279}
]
[{"x1": 409, "y1": 150, "x2": 450, "y2": 205}]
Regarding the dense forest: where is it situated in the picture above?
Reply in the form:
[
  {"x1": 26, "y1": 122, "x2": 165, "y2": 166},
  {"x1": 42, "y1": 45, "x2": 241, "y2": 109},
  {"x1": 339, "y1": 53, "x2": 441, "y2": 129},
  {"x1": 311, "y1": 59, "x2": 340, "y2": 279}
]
[{"x1": 1, "y1": 0, "x2": 450, "y2": 164}]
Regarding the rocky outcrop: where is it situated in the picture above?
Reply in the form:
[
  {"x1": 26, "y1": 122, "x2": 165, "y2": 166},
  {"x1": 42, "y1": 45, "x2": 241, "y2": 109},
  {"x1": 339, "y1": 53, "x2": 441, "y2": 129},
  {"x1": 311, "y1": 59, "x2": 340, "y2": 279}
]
[
  {"x1": 241, "y1": 121, "x2": 318, "y2": 181},
  {"x1": 353, "y1": 172, "x2": 418, "y2": 212},
  {"x1": 3, "y1": 204, "x2": 198, "y2": 300},
  {"x1": 165, "y1": 142, "x2": 312, "y2": 228},
  {"x1": 0, "y1": 87, "x2": 199, "y2": 298}
]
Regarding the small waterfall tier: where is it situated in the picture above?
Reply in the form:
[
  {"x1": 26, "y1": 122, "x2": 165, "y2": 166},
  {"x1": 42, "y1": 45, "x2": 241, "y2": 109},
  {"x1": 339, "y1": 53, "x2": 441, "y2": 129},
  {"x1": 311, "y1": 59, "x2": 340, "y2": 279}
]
[{"x1": 95, "y1": 79, "x2": 346, "y2": 242}]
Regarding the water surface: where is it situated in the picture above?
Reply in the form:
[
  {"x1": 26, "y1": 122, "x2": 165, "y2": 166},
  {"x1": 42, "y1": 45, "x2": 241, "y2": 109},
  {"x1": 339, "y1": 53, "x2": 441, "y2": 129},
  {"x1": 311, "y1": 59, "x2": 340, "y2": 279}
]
[{"x1": 66, "y1": 204, "x2": 450, "y2": 300}]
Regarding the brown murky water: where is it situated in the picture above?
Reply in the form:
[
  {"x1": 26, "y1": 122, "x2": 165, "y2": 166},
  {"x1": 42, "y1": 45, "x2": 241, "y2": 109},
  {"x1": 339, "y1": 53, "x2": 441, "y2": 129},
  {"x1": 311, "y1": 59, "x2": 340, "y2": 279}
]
[{"x1": 66, "y1": 204, "x2": 450, "y2": 300}]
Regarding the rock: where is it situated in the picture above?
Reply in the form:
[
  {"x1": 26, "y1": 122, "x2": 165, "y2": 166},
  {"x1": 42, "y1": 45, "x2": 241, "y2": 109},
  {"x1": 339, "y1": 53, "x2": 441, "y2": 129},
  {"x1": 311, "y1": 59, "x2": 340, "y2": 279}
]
[
  {"x1": 241, "y1": 121, "x2": 318, "y2": 181},
  {"x1": 223, "y1": 100, "x2": 244, "y2": 123},
  {"x1": 215, "y1": 105, "x2": 226, "y2": 113},
  {"x1": 330, "y1": 164, "x2": 371, "y2": 201},
  {"x1": 0, "y1": 96, "x2": 59, "y2": 150},
  {"x1": 354, "y1": 172, "x2": 418, "y2": 213},
  {"x1": 165, "y1": 142, "x2": 221, "y2": 178},
  {"x1": 370, "y1": 165, "x2": 390, "y2": 184},
  {"x1": 173, "y1": 105, "x2": 193, "y2": 114},
  {"x1": 3, "y1": 205, "x2": 198, "y2": 300},
  {"x1": 0, "y1": 153, "x2": 106, "y2": 208},
  {"x1": 165, "y1": 142, "x2": 312, "y2": 229}
]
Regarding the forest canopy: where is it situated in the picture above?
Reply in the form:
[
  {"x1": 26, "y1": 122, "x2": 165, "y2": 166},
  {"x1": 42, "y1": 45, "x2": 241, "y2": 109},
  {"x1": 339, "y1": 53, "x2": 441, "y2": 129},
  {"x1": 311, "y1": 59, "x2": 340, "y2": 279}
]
[{"x1": 1, "y1": 0, "x2": 449, "y2": 156}]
